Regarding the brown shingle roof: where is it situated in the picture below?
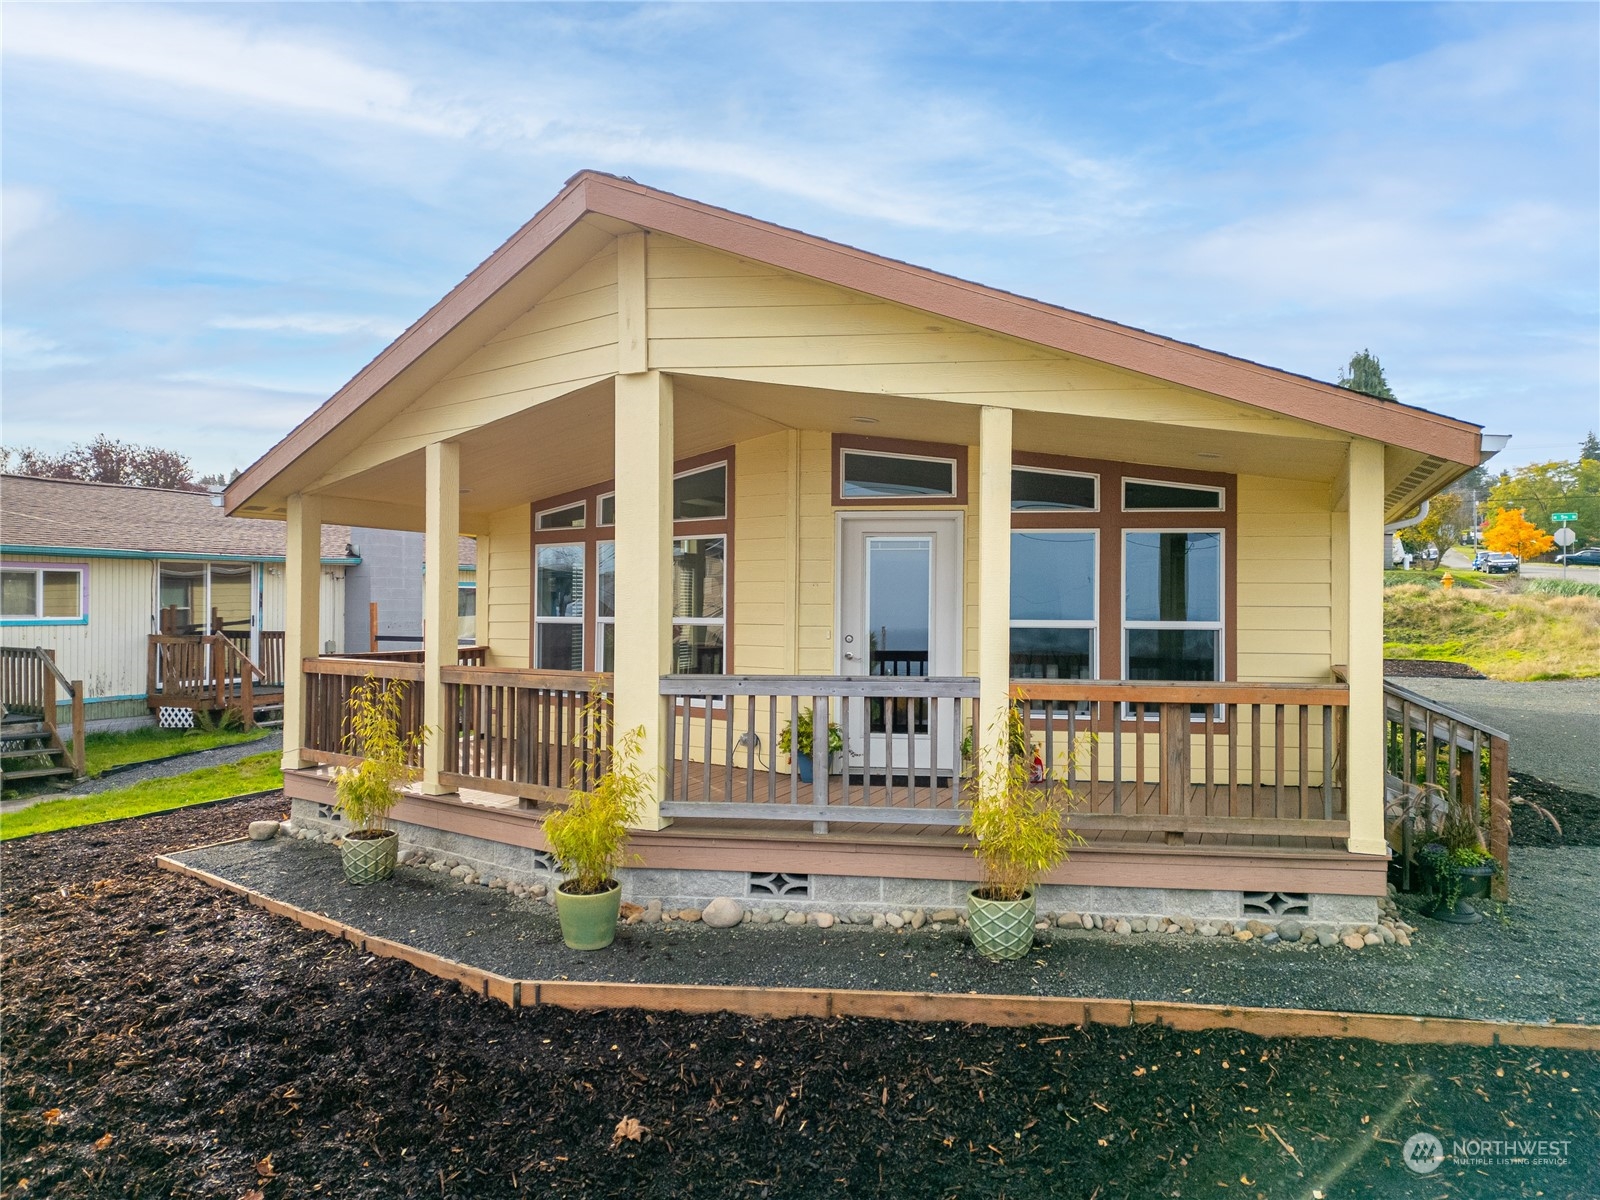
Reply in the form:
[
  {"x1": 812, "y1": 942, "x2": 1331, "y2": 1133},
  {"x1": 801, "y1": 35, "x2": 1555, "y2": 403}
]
[{"x1": 1, "y1": 475, "x2": 355, "y2": 560}]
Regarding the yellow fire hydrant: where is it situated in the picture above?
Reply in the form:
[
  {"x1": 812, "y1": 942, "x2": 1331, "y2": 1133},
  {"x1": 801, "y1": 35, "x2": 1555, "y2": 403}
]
[{"x1": 1441, "y1": 572, "x2": 1454, "y2": 589}]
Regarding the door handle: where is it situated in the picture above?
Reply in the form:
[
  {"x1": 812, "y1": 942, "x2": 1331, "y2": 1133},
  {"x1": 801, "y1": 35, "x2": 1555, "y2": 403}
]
[{"x1": 843, "y1": 652, "x2": 857, "y2": 661}]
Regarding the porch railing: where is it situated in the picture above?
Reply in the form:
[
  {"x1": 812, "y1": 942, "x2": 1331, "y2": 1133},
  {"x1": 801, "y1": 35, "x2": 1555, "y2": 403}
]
[
  {"x1": 302, "y1": 656, "x2": 427, "y2": 768},
  {"x1": 148, "y1": 634, "x2": 277, "y2": 725},
  {"x1": 0, "y1": 646, "x2": 85, "y2": 778},
  {"x1": 333, "y1": 646, "x2": 490, "y2": 667},
  {"x1": 1015, "y1": 681, "x2": 1350, "y2": 843},
  {"x1": 659, "y1": 675, "x2": 982, "y2": 832},
  {"x1": 1383, "y1": 680, "x2": 1510, "y2": 899},
  {"x1": 441, "y1": 668, "x2": 611, "y2": 800}
]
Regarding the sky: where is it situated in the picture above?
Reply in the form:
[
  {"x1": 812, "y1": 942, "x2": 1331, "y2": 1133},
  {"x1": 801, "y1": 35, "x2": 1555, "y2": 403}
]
[{"x1": 3, "y1": 2, "x2": 1597, "y2": 480}]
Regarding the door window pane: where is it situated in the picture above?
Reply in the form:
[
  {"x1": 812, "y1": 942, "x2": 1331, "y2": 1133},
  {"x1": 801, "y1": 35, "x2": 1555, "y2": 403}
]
[
  {"x1": 159, "y1": 563, "x2": 206, "y2": 632},
  {"x1": 1127, "y1": 629, "x2": 1218, "y2": 682},
  {"x1": 1011, "y1": 532, "x2": 1094, "y2": 622},
  {"x1": 867, "y1": 537, "x2": 931, "y2": 677},
  {"x1": 842, "y1": 452, "x2": 955, "y2": 499},
  {"x1": 535, "y1": 546, "x2": 584, "y2": 618},
  {"x1": 1125, "y1": 532, "x2": 1221, "y2": 623},
  {"x1": 1010, "y1": 627, "x2": 1093, "y2": 680},
  {"x1": 673, "y1": 465, "x2": 727, "y2": 521},
  {"x1": 1012, "y1": 469, "x2": 1095, "y2": 511},
  {"x1": 1124, "y1": 480, "x2": 1222, "y2": 510},
  {"x1": 2, "y1": 571, "x2": 38, "y2": 617},
  {"x1": 209, "y1": 563, "x2": 252, "y2": 637}
]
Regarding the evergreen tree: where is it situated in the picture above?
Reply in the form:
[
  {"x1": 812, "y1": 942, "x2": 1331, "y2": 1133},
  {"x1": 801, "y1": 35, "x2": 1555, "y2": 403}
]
[
  {"x1": 1582, "y1": 431, "x2": 1600, "y2": 462},
  {"x1": 1336, "y1": 349, "x2": 1397, "y2": 400}
]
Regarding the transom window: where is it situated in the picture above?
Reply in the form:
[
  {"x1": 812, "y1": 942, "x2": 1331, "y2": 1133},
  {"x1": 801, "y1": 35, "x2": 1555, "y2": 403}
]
[
  {"x1": 536, "y1": 501, "x2": 586, "y2": 531},
  {"x1": 674, "y1": 465, "x2": 727, "y2": 521},
  {"x1": 1, "y1": 565, "x2": 84, "y2": 623},
  {"x1": 841, "y1": 450, "x2": 957, "y2": 499},
  {"x1": 1123, "y1": 478, "x2": 1223, "y2": 511},
  {"x1": 1012, "y1": 468, "x2": 1096, "y2": 512}
]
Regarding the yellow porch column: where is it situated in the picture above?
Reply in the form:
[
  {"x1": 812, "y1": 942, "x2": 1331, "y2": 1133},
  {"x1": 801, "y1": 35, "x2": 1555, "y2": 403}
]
[
  {"x1": 613, "y1": 370, "x2": 674, "y2": 830},
  {"x1": 420, "y1": 441, "x2": 460, "y2": 795},
  {"x1": 280, "y1": 492, "x2": 322, "y2": 771},
  {"x1": 1343, "y1": 438, "x2": 1387, "y2": 856},
  {"x1": 976, "y1": 405, "x2": 1014, "y2": 761}
]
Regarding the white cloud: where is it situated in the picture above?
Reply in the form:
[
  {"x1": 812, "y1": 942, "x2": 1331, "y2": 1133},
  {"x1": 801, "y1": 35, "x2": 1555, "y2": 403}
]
[
  {"x1": 1, "y1": 327, "x2": 91, "y2": 370},
  {"x1": 2, "y1": 5, "x2": 470, "y2": 136},
  {"x1": 210, "y1": 313, "x2": 405, "y2": 339},
  {"x1": 1, "y1": 186, "x2": 55, "y2": 249}
]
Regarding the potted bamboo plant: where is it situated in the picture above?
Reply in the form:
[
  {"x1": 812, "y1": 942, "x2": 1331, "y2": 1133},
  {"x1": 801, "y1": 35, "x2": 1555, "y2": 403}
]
[
  {"x1": 960, "y1": 703, "x2": 1081, "y2": 961},
  {"x1": 542, "y1": 690, "x2": 652, "y2": 950},
  {"x1": 332, "y1": 675, "x2": 428, "y2": 885},
  {"x1": 777, "y1": 706, "x2": 844, "y2": 783}
]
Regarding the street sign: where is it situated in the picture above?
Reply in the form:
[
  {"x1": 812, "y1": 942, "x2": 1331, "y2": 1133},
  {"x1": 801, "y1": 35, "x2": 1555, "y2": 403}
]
[
  {"x1": 1552, "y1": 512, "x2": 1579, "y2": 521},
  {"x1": 1554, "y1": 527, "x2": 1576, "y2": 547}
]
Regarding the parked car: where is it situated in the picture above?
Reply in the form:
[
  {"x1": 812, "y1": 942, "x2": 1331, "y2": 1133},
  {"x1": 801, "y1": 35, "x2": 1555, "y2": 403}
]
[
  {"x1": 1481, "y1": 553, "x2": 1520, "y2": 574},
  {"x1": 1556, "y1": 546, "x2": 1600, "y2": 566}
]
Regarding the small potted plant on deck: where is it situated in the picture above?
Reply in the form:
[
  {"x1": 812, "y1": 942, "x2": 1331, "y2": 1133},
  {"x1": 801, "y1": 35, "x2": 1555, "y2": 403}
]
[
  {"x1": 778, "y1": 706, "x2": 844, "y2": 783},
  {"x1": 543, "y1": 690, "x2": 652, "y2": 950},
  {"x1": 332, "y1": 674, "x2": 428, "y2": 885},
  {"x1": 961, "y1": 703, "x2": 1082, "y2": 961}
]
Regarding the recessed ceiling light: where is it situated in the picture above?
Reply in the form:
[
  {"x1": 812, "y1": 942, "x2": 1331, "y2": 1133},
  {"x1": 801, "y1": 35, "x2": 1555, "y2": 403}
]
[{"x1": 851, "y1": 416, "x2": 879, "y2": 424}]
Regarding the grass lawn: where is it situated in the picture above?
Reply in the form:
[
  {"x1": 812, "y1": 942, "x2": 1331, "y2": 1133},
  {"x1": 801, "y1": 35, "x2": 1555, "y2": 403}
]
[
  {"x1": 1384, "y1": 583, "x2": 1600, "y2": 679},
  {"x1": 0, "y1": 752, "x2": 282, "y2": 841},
  {"x1": 83, "y1": 724, "x2": 268, "y2": 777}
]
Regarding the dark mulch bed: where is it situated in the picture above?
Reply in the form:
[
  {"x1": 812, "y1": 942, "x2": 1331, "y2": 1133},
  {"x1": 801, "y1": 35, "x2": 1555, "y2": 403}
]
[
  {"x1": 3, "y1": 799, "x2": 1597, "y2": 1200},
  {"x1": 1384, "y1": 659, "x2": 1488, "y2": 679},
  {"x1": 1510, "y1": 771, "x2": 1600, "y2": 848}
]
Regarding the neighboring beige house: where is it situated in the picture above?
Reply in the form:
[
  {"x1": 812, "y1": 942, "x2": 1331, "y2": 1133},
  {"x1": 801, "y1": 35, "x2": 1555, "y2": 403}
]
[
  {"x1": 223, "y1": 172, "x2": 1506, "y2": 924},
  {"x1": 1, "y1": 475, "x2": 352, "y2": 725}
]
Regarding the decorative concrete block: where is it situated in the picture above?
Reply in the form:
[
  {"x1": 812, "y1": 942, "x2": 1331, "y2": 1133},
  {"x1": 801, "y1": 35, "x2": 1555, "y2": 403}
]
[
  {"x1": 1308, "y1": 894, "x2": 1381, "y2": 924},
  {"x1": 810, "y1": 875, "x2": 888, "y2": 903},
  {"x1": 881, "y1": 878, "x2": 960, "y2": 907}
]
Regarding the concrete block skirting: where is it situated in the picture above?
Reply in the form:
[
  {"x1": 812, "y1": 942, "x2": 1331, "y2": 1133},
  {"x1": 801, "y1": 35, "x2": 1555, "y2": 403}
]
[{"x1": 288, "y1": 800, "x2": 1380, "y2": 926}]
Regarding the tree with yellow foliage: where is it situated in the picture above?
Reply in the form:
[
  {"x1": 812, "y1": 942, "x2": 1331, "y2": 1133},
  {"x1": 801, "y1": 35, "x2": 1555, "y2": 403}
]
[{"x1": 1482, "y1": 508, "x2": 1554, "y2": 562}]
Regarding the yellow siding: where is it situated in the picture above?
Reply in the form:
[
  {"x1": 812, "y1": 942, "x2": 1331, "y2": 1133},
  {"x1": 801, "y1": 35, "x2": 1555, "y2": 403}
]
[
  {"x1": 1235, "y1": 475, "x2": 1334, "y2": 682},
  {"x1": 730, "y1": 431, "x2": 795, "y2": 674},
  {"x1": 646, "y1": 235, "x2": 1323, "y2": 436},
  {"x1": 320, "y1": 244, "x2": 621, "y2": 485},
  {"x1": 1, "y1": 556, "x2": 153, "y2": 702},
  {"x1": 481, "y1": 504, "x2": 532, "y2": 668}
]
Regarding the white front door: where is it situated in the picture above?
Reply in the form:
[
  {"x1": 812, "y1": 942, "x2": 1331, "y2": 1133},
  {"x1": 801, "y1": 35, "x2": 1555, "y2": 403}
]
[{"x1": 837, "y1": 512, "x2": 963, "y2": 774}]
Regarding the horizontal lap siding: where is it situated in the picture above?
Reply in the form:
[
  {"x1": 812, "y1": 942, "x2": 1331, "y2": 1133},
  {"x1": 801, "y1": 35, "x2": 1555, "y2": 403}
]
[
  {"x1": 1235, "y1": 476, "x2": 1334, "y2": 683},
  {"x1": 732, "y1": 432, "x2": 793, "y2": 675},
  {"x1": 482, "y1": 505, "x2": 533, "y2": 668},
  {"x1": 645, "y1": 236, "x2": 1307, "y2": 435},
  {"x1": 334, "y1": 245, "x2": 620, "y2": 479}
]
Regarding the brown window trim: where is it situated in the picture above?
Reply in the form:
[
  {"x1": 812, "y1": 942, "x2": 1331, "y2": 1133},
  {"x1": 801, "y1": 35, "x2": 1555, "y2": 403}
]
[
  {"x1": 528, "y1": 447, "x2": 735, "y2": 674},
  {"x1": 1009, "y1": 450, "x2": 1236, "y2": 684},
  {"x1": 832, "y1": 434, "x2": 969, "y2": 508}
]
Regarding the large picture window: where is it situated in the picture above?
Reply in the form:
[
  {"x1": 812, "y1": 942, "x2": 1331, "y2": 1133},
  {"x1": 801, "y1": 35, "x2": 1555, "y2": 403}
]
[
  {"x1": 1, "y1": 564, "x2": 85, "y2": 623},
  {"x1": 671, "y1": 537, "x2": 726, "y2": 674},
  {"x1": 1009, "y1": 531, "x2": 1095, "y2": 682},
  {"x1": 1124, "y1": 531, "x2": 1223, "y2": 682},
  {"x1": 534, "y1": 544, "x2": 585, "y2": 670}
]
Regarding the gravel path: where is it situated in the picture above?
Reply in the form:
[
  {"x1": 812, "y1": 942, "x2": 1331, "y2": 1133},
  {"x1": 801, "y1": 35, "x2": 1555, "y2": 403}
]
[
  {"x1": 178, "y1": 836, "x2": 1600, "y2": 1026},
  {"x1": 1388, "y1": 679, "x2": 1599, "y2": 793}
]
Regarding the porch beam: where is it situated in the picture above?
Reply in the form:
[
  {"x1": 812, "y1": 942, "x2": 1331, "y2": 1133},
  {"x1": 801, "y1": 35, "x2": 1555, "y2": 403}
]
[
  {"x1": 615, "y1": 370, "x2": 675, "y2": 830},
  {"x1": 420, "y1": 441, "x2": 460, "y2": 794},
  {"x1": 1343, "y1": 438, "x2": 1387, "y2": 856},
  {"x1": 976, "y1": 405, "x2": 1013, "y2": 760},
  {"x1": 280, "y1": 493, "x2": 323, "y2": 770}
]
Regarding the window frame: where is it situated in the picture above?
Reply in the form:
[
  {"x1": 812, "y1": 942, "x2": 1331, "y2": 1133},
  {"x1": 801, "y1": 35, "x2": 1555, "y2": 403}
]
[
  {"x1": 0, "y1": 562, "x2": 88, "y2": 626},
  {"x1": 1121, "y1": 527, "x2": 1227, "y2": 719},
  {"x1": 1008, "y1": 528, "x2": 1099, "y2": 684},
  {"x1": 1121, "y1": 477, "x2": 1226, "y2": 513},
  {"x1": 533, "y1": 541, "x2": 587, "y2": 671},
  {"x1": 1011, "y1": 465, "x2": 1100, "y2": 513},
  {"x1": 529, "y1": 447, "x2": 734, "y2": 676},
  {"x1": 669, "y1": 534, "x2": 729, "y2": 676},
  {"x1": 832, "y1": 435, "x2": 968, "y2": 507},
  {"x1": 535, "y1": 500, "x2": 587, "y2": 531}
]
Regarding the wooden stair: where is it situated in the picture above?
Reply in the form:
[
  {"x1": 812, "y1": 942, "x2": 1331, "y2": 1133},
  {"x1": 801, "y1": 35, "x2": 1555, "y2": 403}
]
[{"x1": 1, "y1": 719, "x2": 76, "y2": 785}]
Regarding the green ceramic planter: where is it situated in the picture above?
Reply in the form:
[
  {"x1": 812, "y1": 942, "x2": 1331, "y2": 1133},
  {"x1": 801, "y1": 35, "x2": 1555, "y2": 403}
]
[
  {"x1": 341, "y1": 830, "x2": 398, "y2": 885},
  {"x1": 967, "y1": 886, "x2": 1036, "y2": 961},
  {"x1": 555, "y1": 880, "x2": 623, "y2": 950}
]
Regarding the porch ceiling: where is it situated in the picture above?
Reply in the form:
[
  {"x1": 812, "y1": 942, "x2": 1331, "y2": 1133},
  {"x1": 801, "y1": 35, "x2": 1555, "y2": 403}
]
[{"x1": 305, "y1": 373, "x2": 1362, "y2": 530}]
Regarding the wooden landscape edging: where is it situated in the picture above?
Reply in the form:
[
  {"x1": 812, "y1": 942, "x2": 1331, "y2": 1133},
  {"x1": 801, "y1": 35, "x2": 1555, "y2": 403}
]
[{"x1": 156, "y1": 853, "x2": 1600, "y2": 1053}]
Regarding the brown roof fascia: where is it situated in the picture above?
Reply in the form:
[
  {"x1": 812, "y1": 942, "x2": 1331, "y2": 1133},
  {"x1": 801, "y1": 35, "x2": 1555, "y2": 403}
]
[{"x1": 228, "y1": 170, "x2": 1483, "y2": 514}]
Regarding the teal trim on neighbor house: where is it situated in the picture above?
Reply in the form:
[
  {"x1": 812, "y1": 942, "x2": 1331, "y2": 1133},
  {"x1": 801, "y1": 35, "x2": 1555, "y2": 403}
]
[{"x1": 0, "y1": 616, "x2": 90, "y2": 628}]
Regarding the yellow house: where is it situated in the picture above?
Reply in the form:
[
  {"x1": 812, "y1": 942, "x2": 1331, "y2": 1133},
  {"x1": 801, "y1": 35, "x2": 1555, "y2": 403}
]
[{"x1": 227, "y1": 172, "x2": 1504, "y2": 926}]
